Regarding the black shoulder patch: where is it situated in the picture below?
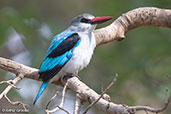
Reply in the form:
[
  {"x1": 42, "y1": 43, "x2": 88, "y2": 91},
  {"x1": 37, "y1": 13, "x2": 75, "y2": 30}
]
[{"x1": 48, "y1": 33, "x2": 80, "y2": 58}]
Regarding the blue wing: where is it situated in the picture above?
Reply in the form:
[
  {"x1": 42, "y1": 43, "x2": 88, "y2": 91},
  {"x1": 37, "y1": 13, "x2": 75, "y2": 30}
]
[
  {"x1": 33, "y1": 32, "x2": 80, "y2": 105},
  {"x1": 39, "y1": 32, "x2": 80, "y2": 82}
]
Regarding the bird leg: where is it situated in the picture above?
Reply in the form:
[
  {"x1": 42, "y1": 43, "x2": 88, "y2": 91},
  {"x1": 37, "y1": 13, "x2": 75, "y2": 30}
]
[{"x1": 62, "y1": 73, "x2": 81, "y2": 82}]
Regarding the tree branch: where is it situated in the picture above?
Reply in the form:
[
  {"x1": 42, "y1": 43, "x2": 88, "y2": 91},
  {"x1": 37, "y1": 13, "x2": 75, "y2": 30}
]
[
  {"x1": 83, "y1": 74, "x2": 118, "y2": 114},
  {"x1": 46, "y1": 91, "x2": 59, "y2": 110},
  {"x1": 0, "y1": 57, "x2": 129, "y2": 114},
  {"x1": 46, "y1": 82, "x2": 68, "y2": 114},
  {"x1": 128, "y1": 95, "x2": 171, "y2": 114},
  {"x1": 0, "y1": 73, "x2": 28, "y2": 110},
  {"x1": 74, "y1": 93, "x2": 82, "y2": 114},
  {"x1": 0, "y1": 74, "x2": 24, "y2": 99},
  {"x1": 4, "y1": 95, "x2": 28, "y2": 110},
  {"x1": 94, "y1": 7, "x2": 171, "y2": 45}
]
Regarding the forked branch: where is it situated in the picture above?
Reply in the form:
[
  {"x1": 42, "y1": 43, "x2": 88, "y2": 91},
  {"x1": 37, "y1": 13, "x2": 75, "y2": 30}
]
[
  {"x1": 0, "y1": 74, "x2": 28, "y2": 110},
  {"x1": 46, "y1": 82, "x2": 68, "y2": 114},
  {"x1": 83, "y1": 74, "x2": 118, "y2": 114}
]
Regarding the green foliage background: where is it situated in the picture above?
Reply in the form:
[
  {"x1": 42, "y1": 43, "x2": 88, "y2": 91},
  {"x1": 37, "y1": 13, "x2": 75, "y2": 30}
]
[{"x1": 0, "y1": 0, "x2": 170, "y2": 114}]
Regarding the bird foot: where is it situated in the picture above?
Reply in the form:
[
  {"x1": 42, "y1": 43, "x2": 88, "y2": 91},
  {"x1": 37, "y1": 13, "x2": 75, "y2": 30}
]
[{"x1": 62, "y1": 73, "x2": 81, "y2": 82}]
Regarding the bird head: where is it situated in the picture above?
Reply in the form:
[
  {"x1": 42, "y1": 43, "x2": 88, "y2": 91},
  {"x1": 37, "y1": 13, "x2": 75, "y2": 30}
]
[{"x1": 70, "y1": 13, "x2": 112, "y2": 32}]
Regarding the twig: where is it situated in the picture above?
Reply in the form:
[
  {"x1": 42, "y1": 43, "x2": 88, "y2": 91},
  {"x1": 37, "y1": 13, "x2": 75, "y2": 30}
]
[
  {"x1": 74, "y1": 93, "x2": 82, "y2": 114},
  {"x1": 4, "y1": 95, "x2": 28, "y2": 110},
  {"x1": 83, "y1": 74, "x2": 119, "y2": 114},
  {"x1": 46, "y1": 91, "x2": 59, "y2": 110},
  {"x1": 128, "y1": 95, "x2": 171, "y2": 113},
  {"x1": 0, "y1": 74, "x2": 24, "y2": 99},
  {"x1": 144, "y1": 110, "x2": 150, "y2": 114},
  {"x1": 46, "y1": 81, "x2": 68, "y2": 114},
  {"x1": 0, "y1": 80, "x2": 21, "y2": 90},
  {"x1": 57, "y1": 106, "x2": 70, "y2": 114},
  {"x1": 0, "y1": 74, "x2": 28, "y2": 110}
]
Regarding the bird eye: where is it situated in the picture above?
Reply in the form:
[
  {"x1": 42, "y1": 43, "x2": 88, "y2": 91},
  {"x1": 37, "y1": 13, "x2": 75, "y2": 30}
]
[{"x1": 80, "y1": 18, "x2": 91, "y2": 23}]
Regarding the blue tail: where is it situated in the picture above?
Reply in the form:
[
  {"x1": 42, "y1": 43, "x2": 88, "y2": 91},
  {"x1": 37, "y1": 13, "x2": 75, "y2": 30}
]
[{"x1": 33, "y1": 82, "x2": 48, "y2": 105}]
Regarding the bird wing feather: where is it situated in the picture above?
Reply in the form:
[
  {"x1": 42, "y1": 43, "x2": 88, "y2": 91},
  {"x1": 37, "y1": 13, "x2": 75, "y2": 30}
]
[{"x1": 39, "y1": 32, "x2": 80, "y2": 82}]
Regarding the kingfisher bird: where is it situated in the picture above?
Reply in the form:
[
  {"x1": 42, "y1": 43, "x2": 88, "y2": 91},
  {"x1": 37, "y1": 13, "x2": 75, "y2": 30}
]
[{"x1": 33, "y1": 13, "x2": 112, "y2": 104}]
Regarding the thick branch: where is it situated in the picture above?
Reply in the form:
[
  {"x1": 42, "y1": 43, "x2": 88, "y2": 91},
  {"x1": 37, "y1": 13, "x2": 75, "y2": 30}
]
[
  {"x1": 0, "y1": 57, "x2": 39, "y2": 80},
  {"x1": 0, "y1": 57, "x2": 129, "y2": 114},
  {"x1": 94, "y1": 7, "x2": 171, "y2": 45},
  {"x1": 67, "y1": 76, "x2": 128, "y2": 114}
]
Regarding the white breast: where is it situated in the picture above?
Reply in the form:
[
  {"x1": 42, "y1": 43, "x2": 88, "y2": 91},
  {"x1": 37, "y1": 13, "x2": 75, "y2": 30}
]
[
  {"x1": 62, "y1": 32, "x2": 96, "y2": 73},
  {"x1": 50, "y1": 32, "x2": 96, "y2": 82}
]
